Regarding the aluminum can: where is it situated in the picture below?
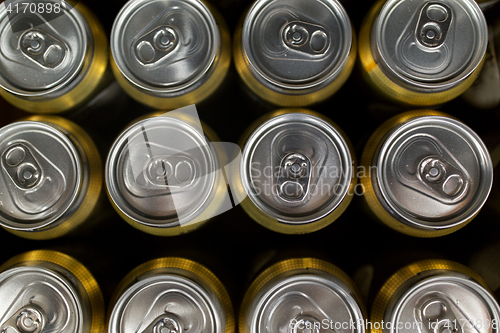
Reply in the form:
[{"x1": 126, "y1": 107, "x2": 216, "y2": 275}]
[
  {"x1": 234, "y1": 0, "x2": 356, "y2": 107},
  {"x1": 239, "y1": 258, "x2": 366, "y2": 333},
  {"x1": 358, "y1": 0, "x2": 488, "y2": 106},
  {"x1": 106, "y1": 112, "x2": 227, "y2": 236},
  {"x1": 371, "y1": 260, "x2": 500, "y2": 333},
  {"x1": 110, "y1": 0, "x2": 231, "y2": 109},
  {"x1": 0, "y1": 116, "x2": 102, "y2": 240},
  {"x1": 0, "y1": 0, "x2": 108, "y2": 113},
  {"x1": 108, "y1": 257, "x2": 234, "y2": 333},
  {"x1": 360, "y1": 110, "x2": 493, "y2": 237},
  {"x1": 233, "y1": 109, "x2": 357, "y2": 234},
  {"x1": 0, "y1": 250, "x2": 105, "y2": 333}
]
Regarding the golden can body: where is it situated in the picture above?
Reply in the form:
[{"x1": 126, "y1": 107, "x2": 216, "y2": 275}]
[
  {"x1": 0, "y1": 250, "x2": 104, "y2": 333},
  {"x1": 240, "y1": 258, "x2": 367, "y2": 333},
  {"x1": 358, "y1": 0, "x2": 487, "y2": 106},
  {"x1": 371, "y1": 260, "x2": 500, "y2": 333},
  {"x1": 0, "y1": 116, "x2": 102, "y2": 240},
  {"x1": 233, "y1": 109, "x2": 357, "y2": 234},
  {"x1": 234, "y1": 0, "x2": 355, "y2": 107},
  {"x1": 360, "y1": 110, "x2": 493, "y2": 237},
  {"x1": 0, "y1": 0, "x2": 108, "y2": 113},
  {"x1": 108, "y1": 257, "x2": 234, "y2": 333},
  {"x1": 106, "y1": 110, "x2": 228, "y2": 236},
  {"x1": 110, "y1": 0, "x2": 230, "y2": 109}
]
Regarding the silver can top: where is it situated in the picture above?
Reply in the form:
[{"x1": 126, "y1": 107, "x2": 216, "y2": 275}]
[
  {"x1": 0, "y1": 265, "x2": 84, "y2": 333},
  {"x1": 241, "y1": 0, "x2": 352, "y2": 92},
  {"x1": 109, "y1": 268, "x2": 226, "y2": 333},
  {"x1": 0, "y1": 0, "x2": 91, "y2": 96},
  {"x1": 111, "y1": 0, "x2": 221, "y2": 96},
  {"x1": 241, "y1": 112, "x2": 353, "y2": 224},
  {"x1": 106, "y1": 115, "x2": 218, "y2": 227},
  {"x1": 245, "y1": 268, "x2": 365, "y2": 333},
  {"x1": 375, "y1": 116, "x2": 493, "y2": 230},
  {"x1": 372, "y1": 0, "x2": 487, "y2": 92},
  {"x1": 0, "y1": 121, "x2": 81, "y2": 231},
  {"x1": 385, "y1": 271, "x2": 500, "y2": 333}
]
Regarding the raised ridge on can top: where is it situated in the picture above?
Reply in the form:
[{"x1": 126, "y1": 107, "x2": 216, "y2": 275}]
[
  {"x1": 240, "y1": 259, "x2": 365, "y2": 333},
  {"x1": 241, "y1": 0, "x2": 353, "y2": 93},
  {"x1": 111, "y1": 0, "x2": 221, "y2": 96},
  {"x1": 375, "y1": 115, "x2": 493, "y2": 230},
  {"x1": 378, "y1": 269, "x2": 500, "y2": 333},
  {"x1": 372, "y1": 0, "x2": 487, "y2": 92},
  {"x1": 0, "y1": 121, "x2": 82, "y2": 231},
  {"x1": 240, "y1": 111, "x2": 354, "y2": 225},
  {"x1": 109, "y1": 258, "x2": 233, "y2": 333},
  {"x1": 0, "y1": 0, "x2": 90, "y2": 97},
  {"x1": 106, "y1": 115, "x2": 219, "y2": 228}
]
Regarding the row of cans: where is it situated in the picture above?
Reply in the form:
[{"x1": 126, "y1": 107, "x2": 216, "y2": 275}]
[
  {"x1": 0, "y1": 107, "x2": 495, "y2": 239},
  {"x1": 0, "y1": 0, "x2": 498, "y2": 113},
  {"x1": 0, "y1": 250, "x2": 499, "y2": 333}
]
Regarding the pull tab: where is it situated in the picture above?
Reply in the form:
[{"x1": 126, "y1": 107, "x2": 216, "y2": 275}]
[
  {"x1": 0, "y1": 305, "x2": 46, "y2": 333},
  {"x1": 392, "y1": 134, "x2": 470, "y2": 205},
  {"x1": 19, "y1": 29, "x2": 67, "y2": 68},
  {"x1": 418, "y1": 156, "x2": 466, "y2": 198},
  {"x1": 134, "y1": 26, "x2": 179, "y2": 65},
  {"x1": 282, "y1": 21, "x2": 330, "y2": 55},
  {"x1": 141, "y1": 313, "x2": 183, "y2": 333},
  {"x1": 415, "y1": 2, "x2": 452, "y2": 48},
  {"x1": 2, "y1": 143, "x2": 42, "y2": 189},
  {"x1": 415, "y1": 293, "x2": 479, "y2": 333},
  {"x1": 277, "y1": 153, "x2": 311, "y2": 202}
]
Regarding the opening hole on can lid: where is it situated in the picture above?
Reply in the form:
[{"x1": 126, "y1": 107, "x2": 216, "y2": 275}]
[
  {"x1": 310, "y1": 31, "x2": 328, "y2": 53},
  {"x1": 427, "y1": 4, "x2": 448, "y2": 22},
  {"x1": 422, "y1": 300, "x2": 447, "y2": 321},
  {"x1": 280, "y1": 181, "x2": 304, "y2": 200},
  {"x1": 442, "y1": 175, "x2": 464, "y2": 197}
]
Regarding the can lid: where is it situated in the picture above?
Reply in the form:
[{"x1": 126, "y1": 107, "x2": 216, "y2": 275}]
[
  {"x1": 376, "y1": 116, "x2": 493, "y2": 230},
  {"x1": 0, "y1": 121, "x2": 81, "y2": 231},
  {"x1": 242, "y1": 0, "x2": 352, "y2": 92},
  {"x1": 0, "y1": 266, "x2": 83, "y2": 333},
  {"x1": 0, "y1": 0, "x2": 90, "y2": 97},
  {"x1": 241, "y1": 112, "x2": 353, "y2": 224},
  {"x1": 386, "y1": 271, "x2": 500, "y2": 332},
  {"x1": 373, "y1": 0, "x2": 487, "y2": 91},
  {"x1": 111, "y1": 0, "x2": 221, "y2": 96},
  {"x1": 106, "y1": 116, "x2": 218, "y2": 228},
  {"x1": 246, "y1": 268, "x2": 364, "y2": 333},
  {"x1": 109, "y1": 268, "x2": 224, "y2": 333}
]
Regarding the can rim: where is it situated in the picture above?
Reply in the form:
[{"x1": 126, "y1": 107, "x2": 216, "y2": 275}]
[
  {"x1": 110, "y1": 0, "x2": 221, "y2": 95},
  {"x1": 375, "y1": 116, "x2": 493, "y2": 230},
  {"x1": 241, "y1": 0, "x2": 353, "y2": 92},
  {"x1": 0, "y1": 120, "x2": 82, "y2": 231}
]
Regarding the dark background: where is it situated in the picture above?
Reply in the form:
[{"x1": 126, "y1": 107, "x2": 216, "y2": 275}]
[{"x1": 0, "y1": 0, "x2": 499, "y2": 319}]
